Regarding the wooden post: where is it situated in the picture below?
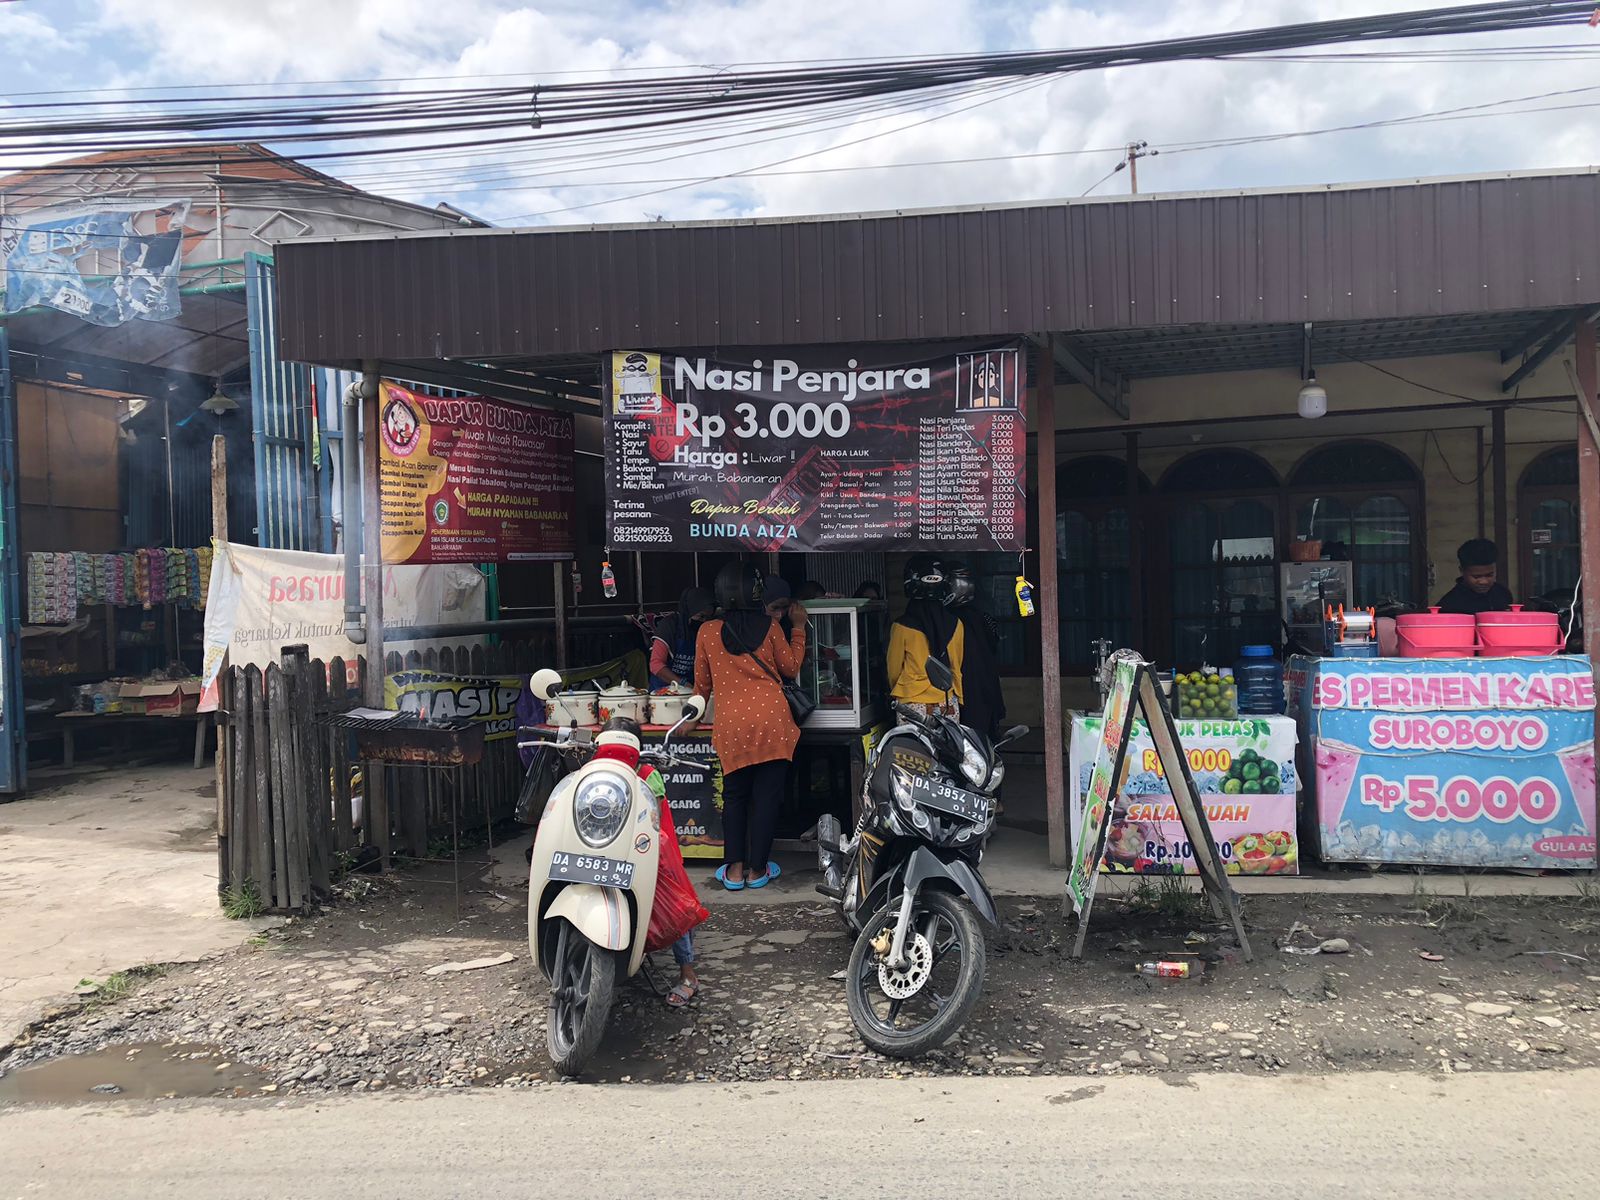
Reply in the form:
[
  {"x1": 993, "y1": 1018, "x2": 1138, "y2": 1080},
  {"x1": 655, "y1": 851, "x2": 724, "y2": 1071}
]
[
  {"x1": 361, "y1": 375, "x2": 389, "y2": 866},
  {"x1": 553, "y1": 560, "x2": 569, "y2": 670},
  {"x1": 1492, "y1": 405, "x2": 1509, "y2": 588},
  {"x1": 1574, "y1": 318, "x2": 1600, "y2": 672},
  {"x1": 1037, "y1": 336, "x2": 1067, "y2": 867},
  {"x1": 211, "y1": 435, "x2": 230, "y2": 889}
]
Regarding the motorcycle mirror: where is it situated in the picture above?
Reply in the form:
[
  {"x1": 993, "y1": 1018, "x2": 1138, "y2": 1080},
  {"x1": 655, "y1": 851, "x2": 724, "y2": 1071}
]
[
  {"x1": 924, "y1": 655, "x2": 955, "y2": 694},
  {"x1": 683, "y1": 694, "x2": 707, "y2": 722},
  {"x1": 529, "y1": 668, "x2": 563, "y2": 702},
  {"x1": 1003, "y1": 725, "x2": 1029, "y2": 742}
]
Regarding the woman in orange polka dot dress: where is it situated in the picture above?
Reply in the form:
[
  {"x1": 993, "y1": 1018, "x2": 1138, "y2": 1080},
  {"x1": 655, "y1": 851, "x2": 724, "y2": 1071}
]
[{"x1": 694, "y1": 562, "x2": 807, "y2": 891}]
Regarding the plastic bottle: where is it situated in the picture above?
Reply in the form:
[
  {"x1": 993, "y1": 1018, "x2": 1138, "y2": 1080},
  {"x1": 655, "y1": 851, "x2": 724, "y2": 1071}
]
[
  {"x1": 1232, "y1": 644, "x2": 1285, "y2": 715},
  {"x1": 1014, "y1": 575, "x2": 1036, "y2": 617},
  {"x1": 1134, "y1": 960, "x2": 1199, "y2": 979},
  {"x1": 601, "y1": 559, "x2": 618, "y2": 599}
]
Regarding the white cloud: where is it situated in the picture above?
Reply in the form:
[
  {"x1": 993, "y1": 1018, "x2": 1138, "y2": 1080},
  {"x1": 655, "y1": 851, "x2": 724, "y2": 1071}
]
[{"x1": 12, "y1": 0, "x2": 1600, "y2": 224}]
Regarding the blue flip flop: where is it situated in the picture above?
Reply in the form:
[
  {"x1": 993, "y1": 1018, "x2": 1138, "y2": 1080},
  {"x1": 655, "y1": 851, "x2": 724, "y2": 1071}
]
[
  {"x1": 745, "y1": 861, "x2": 782, "y2": 890},
  {"x1": 714, "y1": 865, "x2": 745, "y2": 892}
]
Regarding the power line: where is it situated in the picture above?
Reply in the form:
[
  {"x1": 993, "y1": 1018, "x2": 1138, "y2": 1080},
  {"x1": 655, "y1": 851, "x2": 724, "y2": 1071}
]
[{"x1": 2, "y1": 1, "x2": 1595, "y2": 173}]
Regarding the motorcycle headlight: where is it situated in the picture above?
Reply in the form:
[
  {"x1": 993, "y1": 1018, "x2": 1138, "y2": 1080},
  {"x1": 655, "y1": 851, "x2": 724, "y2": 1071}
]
[
  {"x1": 959, "y1": 737, "x2": 987, "y2": 789},
  {"x1": 890, "y1": 764, "x2": 915, "y2": 809},
  {"x1": 573, "y1": 769, "x2": 632, "y2": 848},
  {"x1": 986, "y1": 758, "x2": 1006, "y2": 794}
]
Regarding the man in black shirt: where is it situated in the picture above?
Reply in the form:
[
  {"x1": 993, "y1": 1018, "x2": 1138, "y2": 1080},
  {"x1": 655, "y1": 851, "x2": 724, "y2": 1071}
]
[{"x1": 1436, "y1": 538, "x2": 1515, "y2": 615}]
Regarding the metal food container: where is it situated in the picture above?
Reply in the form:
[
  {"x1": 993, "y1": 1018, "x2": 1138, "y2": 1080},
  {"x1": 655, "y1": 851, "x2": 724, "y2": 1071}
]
[
  {"x1": 597, "y1": 684, "x2": 649, "y2": 726},
  {"x1": 546, "y1": 689, "x2": 599, "y2": 727}
]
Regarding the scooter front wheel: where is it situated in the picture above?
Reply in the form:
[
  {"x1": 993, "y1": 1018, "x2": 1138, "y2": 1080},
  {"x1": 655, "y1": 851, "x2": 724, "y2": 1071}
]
[{"x1": 546, "y1": 919, "x2": 619, "y2": 1076}]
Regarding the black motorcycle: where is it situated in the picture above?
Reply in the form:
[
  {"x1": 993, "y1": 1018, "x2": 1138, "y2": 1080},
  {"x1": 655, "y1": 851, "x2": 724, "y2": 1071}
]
[{"x1": 815, "y1": 656, "x2": 1026, "y2": 1058}]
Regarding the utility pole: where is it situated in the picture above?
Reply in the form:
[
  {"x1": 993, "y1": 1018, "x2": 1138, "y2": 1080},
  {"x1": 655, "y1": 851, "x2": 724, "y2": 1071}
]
[{"x1": 1125, "y1": 141, "x2": 1156, "y2": 193}]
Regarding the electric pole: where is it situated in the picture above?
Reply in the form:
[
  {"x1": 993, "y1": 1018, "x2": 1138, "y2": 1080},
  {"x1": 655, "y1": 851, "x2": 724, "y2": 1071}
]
[{"x1": 1125, "y1": 141, "x2": 1156, "y2": 193}]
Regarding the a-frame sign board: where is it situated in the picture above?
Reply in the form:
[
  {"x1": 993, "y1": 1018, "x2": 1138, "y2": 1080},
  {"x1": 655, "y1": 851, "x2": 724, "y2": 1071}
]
[{"x1": 1065, "y1": 654, "x2": 1253, "y2": 961}]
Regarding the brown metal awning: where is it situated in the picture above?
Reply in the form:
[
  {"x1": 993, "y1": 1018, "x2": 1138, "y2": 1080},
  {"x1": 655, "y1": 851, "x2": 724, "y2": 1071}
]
[{"x1": 274, "y1": 168, "x2": 1600, "y2": 377}]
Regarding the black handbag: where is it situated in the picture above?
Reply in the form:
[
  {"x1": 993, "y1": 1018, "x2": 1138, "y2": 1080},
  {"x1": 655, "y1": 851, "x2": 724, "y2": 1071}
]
[{"x1": 733, "y1": 622, "x2": 816, "y2": 726}]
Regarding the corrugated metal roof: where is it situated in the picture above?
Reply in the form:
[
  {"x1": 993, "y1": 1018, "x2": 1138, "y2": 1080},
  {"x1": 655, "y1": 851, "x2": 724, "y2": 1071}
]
[{"x1": 275, "y1": 169, "x2": 1600, "y2": 368}]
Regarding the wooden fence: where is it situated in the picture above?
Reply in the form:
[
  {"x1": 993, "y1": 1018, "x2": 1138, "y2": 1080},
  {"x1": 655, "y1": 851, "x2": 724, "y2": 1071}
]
[{"x1": 215, "y1": 641, "x2": 537, "y2": 913}]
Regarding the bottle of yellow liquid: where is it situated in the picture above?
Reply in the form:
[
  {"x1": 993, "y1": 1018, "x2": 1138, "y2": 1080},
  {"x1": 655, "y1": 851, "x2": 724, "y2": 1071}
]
[{"x1": 1014, "y1": 575, "x2": 1036, "y2": 617}]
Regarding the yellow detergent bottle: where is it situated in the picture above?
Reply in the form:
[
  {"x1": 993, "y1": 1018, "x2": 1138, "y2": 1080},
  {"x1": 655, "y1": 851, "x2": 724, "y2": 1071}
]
[{"x1": 1014, "y1": 575, "x2": 1036, "y2": 617}]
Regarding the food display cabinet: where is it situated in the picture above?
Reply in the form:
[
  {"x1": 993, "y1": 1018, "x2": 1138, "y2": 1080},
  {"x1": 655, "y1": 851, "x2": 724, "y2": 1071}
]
[{"x1": 797, "y1": 599, "x2": 887, "y2": 732}]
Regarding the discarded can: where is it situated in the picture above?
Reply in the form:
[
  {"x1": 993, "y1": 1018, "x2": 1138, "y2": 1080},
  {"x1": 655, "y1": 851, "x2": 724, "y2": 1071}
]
[{"x1": 1134, "y1": 960, "x2": 1194, "y2": 979}]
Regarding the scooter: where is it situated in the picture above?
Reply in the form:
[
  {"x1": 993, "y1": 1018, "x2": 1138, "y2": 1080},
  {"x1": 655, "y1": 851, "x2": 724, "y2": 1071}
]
[
  {"x1": 815, "y1": 655, "x2": 1027, "y2": 1058},
  {"x1": 520, "y1": 668, "x2": 706, "y2": 1075}
]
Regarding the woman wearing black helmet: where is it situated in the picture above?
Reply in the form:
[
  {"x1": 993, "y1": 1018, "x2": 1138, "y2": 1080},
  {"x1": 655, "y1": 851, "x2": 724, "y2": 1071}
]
[
  {"x1": 694, "y1": 561, "x2": 808, "y2": 891},
  {"x1": 944, "y1": 561, "x2": 1006, "y2": 741},
  {"x1": 888, "y1": 556, "x2": 964, "y2": 718}
]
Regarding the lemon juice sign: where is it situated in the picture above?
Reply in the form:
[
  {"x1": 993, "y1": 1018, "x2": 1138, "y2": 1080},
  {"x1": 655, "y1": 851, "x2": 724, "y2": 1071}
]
[{"x1": 1069, "y1": 715, "x2": 1300, "y2": 875}]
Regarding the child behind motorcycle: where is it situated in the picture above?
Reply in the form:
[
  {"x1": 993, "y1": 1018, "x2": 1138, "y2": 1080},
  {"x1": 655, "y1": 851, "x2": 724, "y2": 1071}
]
[{"x1": 598, "y1": 716, "x2": 703, "y2": 1007}]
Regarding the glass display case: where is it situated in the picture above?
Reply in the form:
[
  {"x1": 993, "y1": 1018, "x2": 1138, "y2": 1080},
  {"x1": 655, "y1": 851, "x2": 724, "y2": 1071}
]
[{"x1": 798, "y1": 600, "x2": 887, "y2": 731}]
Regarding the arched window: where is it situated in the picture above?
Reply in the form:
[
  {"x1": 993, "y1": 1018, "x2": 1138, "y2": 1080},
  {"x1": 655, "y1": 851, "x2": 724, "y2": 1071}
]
[
  {"x1": 1519, "y1": 447, "x2": 1579, "y2": 603},
  {"x1": 1056, "y1": 456, "x2": 1148, "y2": 667},
  {"x1": 1160, "y1": 452, "x2": 1281, "y2": 666},
  {"x1": 1289, "y1": 441, "x2": 1422, "y2": 610}
]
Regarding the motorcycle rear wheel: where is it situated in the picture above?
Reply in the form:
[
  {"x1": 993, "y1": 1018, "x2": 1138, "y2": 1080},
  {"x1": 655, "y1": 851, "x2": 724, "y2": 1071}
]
[
  {"x1": 546, "y1": 919, "x2": 619, "y2": 1076},
  {"x1": 845, "y1": 889, "x2": 985, "y2": 1059}
]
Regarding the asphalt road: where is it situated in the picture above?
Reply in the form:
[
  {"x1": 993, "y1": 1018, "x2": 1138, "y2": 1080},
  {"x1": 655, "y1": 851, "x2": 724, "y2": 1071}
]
[{"x1": 4, "y1": 1069, "x2": 1598, "y2": 1198}]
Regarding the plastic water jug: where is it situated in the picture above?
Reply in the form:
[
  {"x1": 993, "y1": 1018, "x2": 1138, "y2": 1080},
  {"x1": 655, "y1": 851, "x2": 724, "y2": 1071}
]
[{"x1": 1233, "y1": 645, "x2": 1284, "y2": 715}]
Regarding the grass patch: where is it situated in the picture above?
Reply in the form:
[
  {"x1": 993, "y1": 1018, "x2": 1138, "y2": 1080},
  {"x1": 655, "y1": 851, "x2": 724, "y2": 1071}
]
[
  {"x1": 1126, "y1": 875, "x2": 1208, "y2": 925},
  {"x1": 78, "y1": 965, "x2": 166, "y2": 1008},
  {"x1": 221, "y1": 880, "x2": 266, "y2": 920}
]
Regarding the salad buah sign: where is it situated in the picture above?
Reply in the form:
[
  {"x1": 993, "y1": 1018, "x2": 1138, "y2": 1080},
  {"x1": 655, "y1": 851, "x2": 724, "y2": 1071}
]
[
  {"x1": 1066, "y1": 654, "x2": 1252, "y2": 961},
  {"x1": 1069, "y1": 715, "x2": 1300, "y2": 876}
]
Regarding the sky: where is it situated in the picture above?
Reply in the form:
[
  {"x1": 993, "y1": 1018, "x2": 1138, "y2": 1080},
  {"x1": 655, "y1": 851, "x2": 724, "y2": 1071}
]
[{"x1": 2, "y1": 0, "x2": 1599, "y2": 227}]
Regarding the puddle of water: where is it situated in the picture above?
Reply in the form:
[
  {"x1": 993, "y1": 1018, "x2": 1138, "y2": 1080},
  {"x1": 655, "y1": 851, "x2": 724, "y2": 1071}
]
[{"x1": 0, "y1": 1043, "x2": 265, "y2": 1103}]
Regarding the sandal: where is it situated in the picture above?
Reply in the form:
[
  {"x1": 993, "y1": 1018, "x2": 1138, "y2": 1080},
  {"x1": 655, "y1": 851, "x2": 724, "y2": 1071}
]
[
  {"x1": 665, "y1": 980, "x2": 699, "y2": 1008},
  {"x1": 745, "y1": 861, "x2": 782, "y2": 889},
  {"x1": 714, "y1": 865, "x2": 745, "y2": 892}
]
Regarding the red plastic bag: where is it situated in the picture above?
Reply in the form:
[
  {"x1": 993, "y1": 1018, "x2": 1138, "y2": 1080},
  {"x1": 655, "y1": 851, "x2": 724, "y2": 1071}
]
[{"x1": 645, "y1": 799, "x2": 709, "y2": 954}]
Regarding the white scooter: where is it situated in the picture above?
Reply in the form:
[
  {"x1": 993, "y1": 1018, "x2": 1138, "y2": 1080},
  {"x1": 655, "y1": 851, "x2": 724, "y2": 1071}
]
[{"x1": 520, "y1": 668, "x2": 706, "y2": 1075}]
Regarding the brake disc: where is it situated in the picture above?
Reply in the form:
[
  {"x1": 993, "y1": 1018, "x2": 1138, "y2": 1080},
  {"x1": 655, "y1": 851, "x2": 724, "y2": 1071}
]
[{"x1": 877, "y1": 931, "x2": 933, "y2": 1000}]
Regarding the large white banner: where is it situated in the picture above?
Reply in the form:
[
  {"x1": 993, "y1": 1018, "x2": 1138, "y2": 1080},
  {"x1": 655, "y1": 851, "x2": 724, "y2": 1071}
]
[{"x1": 200, "y1": 542, "x2": 486, "y2": 710}]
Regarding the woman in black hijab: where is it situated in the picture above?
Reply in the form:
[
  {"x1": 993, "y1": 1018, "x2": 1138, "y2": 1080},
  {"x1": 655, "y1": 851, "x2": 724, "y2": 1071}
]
[
  {"x1": 888, "y1": 556, "x2": 965, "y2": 717},
  {"x1": 945, "y1": 561, "x2": 1006, "y2": 740},
  {"x1": 650, "y1": 586, "x2": 716, "y2": 690}
]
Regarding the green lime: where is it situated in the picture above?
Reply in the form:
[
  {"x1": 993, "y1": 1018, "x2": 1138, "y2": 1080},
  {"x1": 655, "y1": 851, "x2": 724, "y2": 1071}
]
[
  {"x1": 1242, "y1": 780, "x2": 1262, "y2": 795},
  {"x1": 1239, "y1": 749, "x2": 1259, "y2": 763},
  {"x1": 1222, "y1": 778, "x2": 1243, "y2": 795},
  {"x1": 1242, "y1": 762, "x2": 1262, "y2": 781},
  {"x1": 1206, "y1": 684, "x2": 1221, "y2": 697},
  {"x1": 1261, "y1": 776, "x2": 1281, "y2": 793}
]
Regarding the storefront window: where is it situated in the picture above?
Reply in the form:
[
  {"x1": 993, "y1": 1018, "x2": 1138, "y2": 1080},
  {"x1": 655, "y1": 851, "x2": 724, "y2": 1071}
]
[
  {"x1": 1519, "y1": 447, "x2": 1580, "y2": 606},
  {"x1": 1058, "y1": 507, "x2": 1132, "y2": 667},
  {"x1": 1289, "y1": 441, "x2": 1422, "y2": 610},
  {"x1": 1168, "y1": 498, "x2": 1278, "y2": 667},
  {"x1": 1294, "y1": 492, "x2": 1415, "y2": 609},
  {"x1": 1055, "y1": 456, "x2": 1144, "y2": 668}
]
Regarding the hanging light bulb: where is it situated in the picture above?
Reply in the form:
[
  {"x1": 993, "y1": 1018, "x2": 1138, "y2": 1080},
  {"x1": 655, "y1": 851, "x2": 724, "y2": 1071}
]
[
  {"x1": 1297, "y1": 321, "x2": 1327, "y2": 418},
  {"x1": 201, "y1": 379, "x2": 238, "y2": 414},
  {"x1": 1297, "y1": 373, "x2": 1327, "y2": 419}
]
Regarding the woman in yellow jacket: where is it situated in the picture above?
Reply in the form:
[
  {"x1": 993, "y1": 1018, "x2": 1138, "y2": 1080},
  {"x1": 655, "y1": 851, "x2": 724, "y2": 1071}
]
[{"x1": 888, "y1": 557, "x2": 964, "y2": 717}]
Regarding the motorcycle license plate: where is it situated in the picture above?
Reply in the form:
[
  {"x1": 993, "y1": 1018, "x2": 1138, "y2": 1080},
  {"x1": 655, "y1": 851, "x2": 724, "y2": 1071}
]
[
  {"x1": 548, "y1": 852, "x2": 634, "y2": 889},
  {"x1": 908, "y1": 774, "x2": 988, "y2": 823}
]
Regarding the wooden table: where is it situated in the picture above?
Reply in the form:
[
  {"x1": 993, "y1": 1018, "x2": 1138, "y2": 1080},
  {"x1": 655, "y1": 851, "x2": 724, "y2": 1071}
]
[{"x1": 41, "y1": 712, "x2": 210, "y2": 769}]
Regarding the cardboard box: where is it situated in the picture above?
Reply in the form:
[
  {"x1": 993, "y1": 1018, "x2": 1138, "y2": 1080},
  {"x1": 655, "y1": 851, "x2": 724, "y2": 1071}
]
[{"x1": 120, "y1": 679, "x2": 202, "y2": 717}]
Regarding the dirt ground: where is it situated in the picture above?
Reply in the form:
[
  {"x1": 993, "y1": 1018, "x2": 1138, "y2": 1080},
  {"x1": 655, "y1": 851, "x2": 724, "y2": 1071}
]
[{"x1": 3, "y1": 857, "x2": 1599, "y2": 1101}]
